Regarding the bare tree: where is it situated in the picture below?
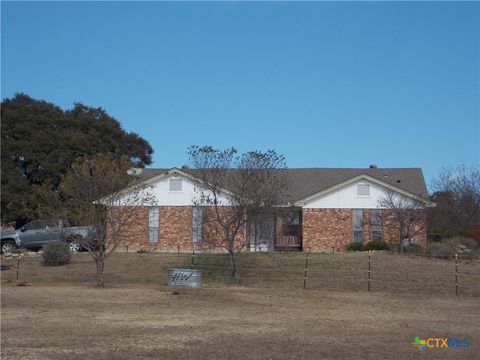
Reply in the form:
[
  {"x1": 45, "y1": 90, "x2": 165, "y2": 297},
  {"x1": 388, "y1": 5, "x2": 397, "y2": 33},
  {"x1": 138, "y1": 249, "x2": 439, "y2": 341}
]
[
  {"x1": 430, "y1": 165, "x2": 480, "y2": 241},
  {"x1": 188, "y1": 146, "x2": 288, "y2": 279},
  {"x1": 57, "y1": 153, "x2": 156, "y2": 287},
  {"x1": 378, "y1": 190, "x2": 427, "y2": 253}
]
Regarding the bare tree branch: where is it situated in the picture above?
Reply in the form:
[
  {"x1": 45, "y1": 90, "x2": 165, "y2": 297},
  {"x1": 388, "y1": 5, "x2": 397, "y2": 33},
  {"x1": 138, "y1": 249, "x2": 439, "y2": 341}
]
[
  {"x1": 56, "y1": 153, "x2": 156, "y2": 287},
  {"x1": 188, "y1": 146, "x2": 288, "y2": 279},
  {"x1": 378, "y1": 190, "x2": 426, "y2": 253}
]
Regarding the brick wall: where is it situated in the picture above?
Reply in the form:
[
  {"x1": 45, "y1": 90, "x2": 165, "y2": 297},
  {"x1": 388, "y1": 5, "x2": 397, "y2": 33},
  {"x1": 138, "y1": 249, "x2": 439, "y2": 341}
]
[
  {"x1": 302, "y1": 208, "x2": 427, "y2": 252},
  {"x1": 302, "y1": 209, "x2": 352, "y2": 252},
  {"x1": 202, "y1": 207, "x2": 247, "y2": 251},
  {"x1": 383, "y1": 209, "x2": 427, "y2": 247},
  {"x1": 107, "y1": 206, "x2": 149, "y2": 250},
  {"x1": 111, "y1": 205, "x2": 247, "y2": 252},
  {"x1": 159, "y1": 206, "x2": 193, "y2": 251},
  {"x1": 111, "y1": 206, "x2": 427, "y2": 252}
]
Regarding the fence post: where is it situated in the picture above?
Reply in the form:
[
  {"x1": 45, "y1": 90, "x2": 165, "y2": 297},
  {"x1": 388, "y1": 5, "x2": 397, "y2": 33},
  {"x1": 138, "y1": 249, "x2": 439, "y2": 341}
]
[
  {"x1": 303, "y1": 249, "x2": 310, "y2": 290},
  {"x1": 16, "y1": 256, "x2": 20, "y2": 284},
  {"x1": 455, "y1": 253, "x2": 458, "y2": 296},
  {"x1": 191, "y1": 244, "x2": 196, "y2": 268},
  {"x1": 368, "y1": 251, "x2": 371, "y2": 292}
]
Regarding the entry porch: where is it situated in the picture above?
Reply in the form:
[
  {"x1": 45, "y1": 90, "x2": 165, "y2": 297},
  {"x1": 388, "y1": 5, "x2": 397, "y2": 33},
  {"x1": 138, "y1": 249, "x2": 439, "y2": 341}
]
[{"x1": 247, "y1": 209, "x2": 302, "y2": 252}]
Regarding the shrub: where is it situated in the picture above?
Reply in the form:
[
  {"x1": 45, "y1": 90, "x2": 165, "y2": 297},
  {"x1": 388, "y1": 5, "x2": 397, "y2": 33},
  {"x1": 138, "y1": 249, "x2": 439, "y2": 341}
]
[
  {"x1": 424, "y1": 241, "x2": 456, "y2": 259},
  {"x1": 455, "y1": 236, "x2": 478, "y2": 250},
  {"x1": 346, "y1": 242, "x2": 365, "y2": 252},
  {"x1": 42, "y1": 241, "x2": 72, "y2": 266},
  {"x1": 364, "y1": 240, "x2": 390, "y2": 251},
  {"x1": 403, "y1": 243, "x2": 424, "y2": 255},
  {"x1": 136, "y1": 247, "x2": 156, "y2": 253},
  {"x1": 423, "y1": 237, "x2": 479, "y2": 259}
]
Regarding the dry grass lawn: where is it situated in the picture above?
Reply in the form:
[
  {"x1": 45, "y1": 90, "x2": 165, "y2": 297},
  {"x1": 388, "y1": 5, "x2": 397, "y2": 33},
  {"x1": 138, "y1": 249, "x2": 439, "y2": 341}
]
[{"x1": 1, "y1": 252, "x2": 479, "y2": 359}]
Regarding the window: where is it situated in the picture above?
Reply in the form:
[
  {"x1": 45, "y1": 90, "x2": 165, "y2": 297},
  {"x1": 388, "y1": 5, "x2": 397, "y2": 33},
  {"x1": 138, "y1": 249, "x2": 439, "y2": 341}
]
[
  {"x1": 192, "y1": 206, "x2": 203, "y2": 243},
  {"x1": 357, "y1": 184, "x2": 370, "y2": 196},
  {"x1": 352, "y1": 209, "x2": 363, "y2": 243},
  {"x1": 22, "y1": 219, "x2": 58, "y2": 230},
  {"x1": 283, "y1": 212, "x2": 300, "y2": 237},
  {"x1": 169, "y1": 178, "x2": 182, "y2": 192},
  {"x1": 23, "y1": 220, "x2": 43, "y2": 230},
  {"x1": 372, "y1": 209, "x2": 383, "y2": 241},
  {"x1": 148, "y1": 207, "x2": 160, "y2": 244}
]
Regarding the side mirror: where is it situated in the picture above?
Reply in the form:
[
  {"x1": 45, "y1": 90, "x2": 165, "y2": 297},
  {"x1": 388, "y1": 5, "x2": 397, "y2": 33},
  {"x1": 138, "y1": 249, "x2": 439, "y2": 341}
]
[{"x1": 20, "y1": 227, "x2": 25, "y2": 232}]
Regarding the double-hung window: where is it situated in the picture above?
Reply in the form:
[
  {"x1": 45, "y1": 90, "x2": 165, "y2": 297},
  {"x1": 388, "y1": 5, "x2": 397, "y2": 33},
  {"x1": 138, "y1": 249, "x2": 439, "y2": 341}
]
[
  {"x1": 148, "y1": 207, "x2": 160, "y2": 244},
  {"x1": 372, "y1": 209, "x2": 383, "y2": 241},
  {"x1": 352, "y1": 209, "x2": 364, "y2": 243},
  {"x1": 192, "y1": 206, "x2": 203, "y2": 243}
]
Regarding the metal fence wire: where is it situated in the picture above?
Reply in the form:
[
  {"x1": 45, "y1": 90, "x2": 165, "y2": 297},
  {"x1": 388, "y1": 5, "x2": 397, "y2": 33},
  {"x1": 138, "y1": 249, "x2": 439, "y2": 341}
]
[{"x1": 6, "y1": 251, "x2": 480, "y2": 296}]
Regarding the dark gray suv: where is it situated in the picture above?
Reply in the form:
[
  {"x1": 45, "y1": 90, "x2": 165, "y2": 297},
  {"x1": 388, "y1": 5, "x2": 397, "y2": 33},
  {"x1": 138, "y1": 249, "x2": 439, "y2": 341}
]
[{"x1": 1, "y1": 219, "x2": 91, "y2": 254}]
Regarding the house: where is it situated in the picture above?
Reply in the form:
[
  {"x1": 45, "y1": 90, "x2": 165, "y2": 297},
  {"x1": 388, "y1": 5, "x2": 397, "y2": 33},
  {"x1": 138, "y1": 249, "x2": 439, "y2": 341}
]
[{"x1": 115, "y1": 166, "x2": 433, "y2": 252}]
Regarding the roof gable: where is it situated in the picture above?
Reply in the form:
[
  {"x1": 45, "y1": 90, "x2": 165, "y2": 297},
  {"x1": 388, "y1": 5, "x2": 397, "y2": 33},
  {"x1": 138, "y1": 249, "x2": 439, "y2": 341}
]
[
  {"x1": 294, "y1": 173, "x2": 433, "y2": 206},
  {"x1": 133, "y1": 167, "x2": 429, "y2": 204}
]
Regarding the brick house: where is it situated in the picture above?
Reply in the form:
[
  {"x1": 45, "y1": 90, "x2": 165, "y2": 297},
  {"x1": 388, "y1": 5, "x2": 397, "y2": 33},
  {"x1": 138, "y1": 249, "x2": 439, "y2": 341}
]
[{"x1": 116, "y1": 166, "x2": 433, "y2": 252}]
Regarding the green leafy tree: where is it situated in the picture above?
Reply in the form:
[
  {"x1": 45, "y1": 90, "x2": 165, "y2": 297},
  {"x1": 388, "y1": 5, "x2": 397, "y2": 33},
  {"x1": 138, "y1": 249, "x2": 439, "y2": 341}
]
[{"x1": 1, "y1": 93, "x2": 153, "y2": 227}]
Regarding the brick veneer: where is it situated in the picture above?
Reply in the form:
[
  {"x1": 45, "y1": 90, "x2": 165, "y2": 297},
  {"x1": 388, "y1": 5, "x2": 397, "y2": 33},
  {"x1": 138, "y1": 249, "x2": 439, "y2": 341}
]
[
  {"x1": 302, "y1": 209, "x2": 352, "y2": 252},
  {"x1": 113, "y1": 206, "x2": 427, "y2": 252},
  {"x1": 383, "y1": 209, "x2": 427, "y2": 248},
  {"x1": 302, "y1": 208, "x2": 427, "y2": 252},
  {"x1": 113, "y1": 206, "x2": 247, "y2": 252},
  {"x1": 159, "y1": 206, "x2": 193, "y2": 251},
  {"x1": 107, "y1": 206, "x2": 149, "y2": 250}
]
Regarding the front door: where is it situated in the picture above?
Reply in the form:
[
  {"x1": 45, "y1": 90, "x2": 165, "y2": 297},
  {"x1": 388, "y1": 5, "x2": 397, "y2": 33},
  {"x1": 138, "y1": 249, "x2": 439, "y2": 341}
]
[{"x1": 249, "y1": 214, "x2": 275, "y2": 252}]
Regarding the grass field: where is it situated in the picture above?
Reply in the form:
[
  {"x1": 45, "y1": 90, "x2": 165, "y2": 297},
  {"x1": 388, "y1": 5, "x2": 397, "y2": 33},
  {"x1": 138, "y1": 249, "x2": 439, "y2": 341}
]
[{"x1": 1, "y1": 252, "x2": 479, "y2": 359}]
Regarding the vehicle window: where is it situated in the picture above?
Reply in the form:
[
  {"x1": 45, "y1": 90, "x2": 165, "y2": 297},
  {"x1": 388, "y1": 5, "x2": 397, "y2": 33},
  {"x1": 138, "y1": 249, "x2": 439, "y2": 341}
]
[
  {"x1": 23, "y1": 220, "x2": 42, "y2": 230},
  {"x1": 22, "y1": 219, "x2": 60, "y2": 230},
  {"x1": 44, "y1": 219, "x2": 59, "y2": 228}
]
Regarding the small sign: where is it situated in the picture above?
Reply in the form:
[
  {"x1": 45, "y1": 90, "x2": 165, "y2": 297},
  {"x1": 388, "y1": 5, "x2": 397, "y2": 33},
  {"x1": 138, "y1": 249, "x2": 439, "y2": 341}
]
[{"x1": 168, "y1": 268, "x2": 202, "y2": 288}]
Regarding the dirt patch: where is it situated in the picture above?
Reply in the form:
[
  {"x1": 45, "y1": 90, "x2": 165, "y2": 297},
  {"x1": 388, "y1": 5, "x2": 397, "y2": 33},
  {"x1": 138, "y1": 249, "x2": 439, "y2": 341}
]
[{"x1": 1, "y1": 284, "x2": 479, "y2": 359}]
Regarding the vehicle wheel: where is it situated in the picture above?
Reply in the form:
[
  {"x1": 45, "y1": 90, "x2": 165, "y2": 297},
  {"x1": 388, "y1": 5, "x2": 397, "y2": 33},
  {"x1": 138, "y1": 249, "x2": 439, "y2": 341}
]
[
  {"x1": 1, "y1": 241, "x2": 16, "y2": 255},
  {"x1": 69, "y1": 240, "x2": 82, "y2": 253}
]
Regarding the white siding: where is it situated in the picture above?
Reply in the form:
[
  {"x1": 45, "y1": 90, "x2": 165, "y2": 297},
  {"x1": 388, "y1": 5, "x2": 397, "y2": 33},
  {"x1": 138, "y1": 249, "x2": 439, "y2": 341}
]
[
  {"x1": 303, "y1": 179, "x2": 413, "y2": 209},
  {"x1": 118, "y1": 173, "x2": 231, "y2": 207}
]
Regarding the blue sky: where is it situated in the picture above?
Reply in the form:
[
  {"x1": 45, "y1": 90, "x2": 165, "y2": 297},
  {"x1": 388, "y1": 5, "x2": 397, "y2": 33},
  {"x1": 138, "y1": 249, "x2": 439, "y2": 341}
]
[{"x1": 2, "y1": 1, "x2": 479, "y2": 188}]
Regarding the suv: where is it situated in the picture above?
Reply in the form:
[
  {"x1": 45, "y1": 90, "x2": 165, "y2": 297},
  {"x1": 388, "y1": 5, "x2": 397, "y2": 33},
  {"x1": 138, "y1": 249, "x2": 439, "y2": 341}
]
[{"x1": 1, "y1": 219, "x2": 92, "y2": 255}]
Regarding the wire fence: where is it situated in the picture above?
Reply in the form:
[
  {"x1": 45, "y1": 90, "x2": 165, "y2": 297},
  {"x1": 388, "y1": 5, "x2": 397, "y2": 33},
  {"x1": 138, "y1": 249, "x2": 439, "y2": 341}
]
[{"x1": 4, "y1": 251, "x2": 480, "y2": 296}]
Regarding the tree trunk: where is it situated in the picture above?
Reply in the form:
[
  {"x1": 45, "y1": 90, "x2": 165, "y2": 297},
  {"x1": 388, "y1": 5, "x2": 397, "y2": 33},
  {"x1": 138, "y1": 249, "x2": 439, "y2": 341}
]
[
  {"x1": 228, "y1": 251, "x2": 237, "y2": 280},
  {"x1": 95, "y1": 259, "x2": 105, "y2": 287},
  {"x1": 399, "y1": 238, "x2": 405, "y2": 254}
]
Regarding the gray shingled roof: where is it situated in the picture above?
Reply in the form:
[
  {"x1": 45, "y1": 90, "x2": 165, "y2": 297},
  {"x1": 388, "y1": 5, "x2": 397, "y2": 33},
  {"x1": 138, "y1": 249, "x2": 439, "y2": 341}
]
[{"x1": 136, "y1": 167, "x2": 428, "y2": 202}]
